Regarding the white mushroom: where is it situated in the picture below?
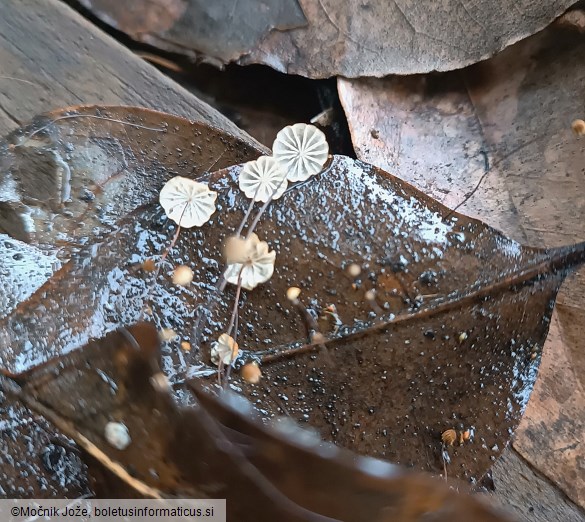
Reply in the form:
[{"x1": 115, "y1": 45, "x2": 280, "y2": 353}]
[
  {"x1": 286, "y1": 286, "x2": 301, "y2": 302},
  {"x1": 159, "y1": 176, "x2": 217, "y2": 228},
  {"x1": 238, "y1": 156, "x2": 288, "y2": 202},
  {"x1": 211, "y1": 333, "x2": 239, "y2": 366},
  {"x1": 224, "y1": 233, "x2": 276, "y2": 290},
  {"x1": 272, "y1": 123, "x2": 329, "y2": 182}
]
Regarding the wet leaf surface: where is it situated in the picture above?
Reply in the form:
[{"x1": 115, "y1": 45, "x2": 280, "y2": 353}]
[
  {"x1": 1, "y1": 323, "x2": 514, "y2": 521},
  {"x1": 0, "y1": 106, "x2": 261, "y2": 498},
  {"x1": 1, "y1": 106, "x2": 584, "y2": 502},
  {"x1": 0, "y1": 395, "x2": 90, "y2": 498},
  {"x1": 337, "y1": 21, "x2": 585, "y2": 508},
  {"x1": 76, "y1": 0, "x2": 579, "y2": 77}
]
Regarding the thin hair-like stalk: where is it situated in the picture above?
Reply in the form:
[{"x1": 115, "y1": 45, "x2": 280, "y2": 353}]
[
  {"x1": 191, "y1": 183, "x2": 261, "y2": 349},
  {"x1": 223, "y1": 266, "x2": 244, "y2": 386},
  {"x1": 191, "y1": 173, "x2": 288, "y2": 361},
  {"x1": 235, "y1": 197, "x2": 256, "y2": 237}
]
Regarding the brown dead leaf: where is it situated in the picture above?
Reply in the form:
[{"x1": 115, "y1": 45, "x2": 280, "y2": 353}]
[
  {"x1": 78, "y1": 0, "x2": 307, "y2": 68},
  {"x1": 0, "y1": 106, "x2": 264, "y2": 249},
  {"x1": 0, "y1": 395, "x2": 90, "y2": 498},
  {"x1": 77, "y1": 0, "x2": 579, "y2": 77},
  {"x1": 0, "y1": 106, "x2": 263, "y2": 498},
  {"x1": 337, "y1": 21, "x2": 585, "y2": 508},
  {"x1": 1, "y1": 323, "x2": 515, "y2": 521},
  {"x1": 2, "y1": 107, "x2": 585, "y2": 500}
]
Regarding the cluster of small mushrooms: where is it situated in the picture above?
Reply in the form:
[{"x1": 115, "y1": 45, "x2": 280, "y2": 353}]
[{"x1": 157, "y1": 123, "x2": 329, "y2": 384}]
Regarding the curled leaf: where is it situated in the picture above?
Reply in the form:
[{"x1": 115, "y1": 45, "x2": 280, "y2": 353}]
[
  {"x1": 78, "y1": 0, "x2": 580, "y2": 77},
  {"x1": 2, "y1": 324, "x2": 514, "y2": 520}
]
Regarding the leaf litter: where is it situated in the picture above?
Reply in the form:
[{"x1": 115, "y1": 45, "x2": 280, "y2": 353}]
[
  {"x1": 337, "y1": 21, "x2": 585, "y2": 508},
  {"x1": 0, "y1": 106, "x2": 584, "y2": 517},
  {"x1": 1, "y1": 324, "x2": 514, "y2": 520},
  {"x1": 77, "y1": 0, "x2": 580, "y2": 77}
]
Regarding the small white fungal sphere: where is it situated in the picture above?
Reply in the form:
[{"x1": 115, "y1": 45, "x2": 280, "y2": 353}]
[
  {"x1": 172, "y1": 265, "x2": 194, "y2": 286},
  {"x1": 364, "y1": 289, "x2": 376, "y2": 301},
  {"x1": 348, "y1": 263, "x2": 361, "y2": 277},
  {"x1": 104, "y1": 421, "x2": 131, "y2": 450},
  {"x1": 286, "y1": 286, "x2": 301, "y2": 302}
]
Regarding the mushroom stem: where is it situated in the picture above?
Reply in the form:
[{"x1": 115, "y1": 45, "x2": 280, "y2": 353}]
[
  {"x1": 290, "y1": 297, "x2": 332, "y2": 364},
  {"x1": 223, "y1": 266, "x2": 244, "y2": 386},
  {"x1": 161, "y1": 223, "x2": 182, "y2": 264},
  {"x1": 246, "y1": 195, "x2": 273, "y2": 239},
  {"x1": 292, "y1": 299, "x2": 318, "y2": 342},
  {"x1": 441, "y1": 444, "x2": 450, "y2": 481},
  {"x1": 192, "y1": 185, "x2": 261, "y2": 350},
  {"x1": 246, "y1": 177, "x2": 287, "y2": 239},
  {"x1": 191, "y1": 279, "x2": 227, "y2": 350},
  {"x1": 365, "y1": 289, "x2": 384, "y2": 315},
  {"x1": 235, "y1": 196, "x2": 256, "y2": 237},
  {"x1": 191, "y1": 181, "x2": 280, "y2": 350},
  {"x1": 226, "y1": 268, "x2": 243, "y2": 342}
]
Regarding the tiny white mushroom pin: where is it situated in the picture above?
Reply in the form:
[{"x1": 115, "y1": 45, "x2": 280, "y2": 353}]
[
  {"x1": 224, "y1": 235, "x2": 249, "y2": 265},
  {"x1": 159, "y1": 176, "x2": 217, "y2": 228},
  {"x1": 104, "y1": 421, "x2": 131, "y2": 450},
  {"x1": 272, "y1": 123, "x2": 329, "y2": 182},
  {"x1": 239, "y1": 156, "x2": 288, "y2": 202}
]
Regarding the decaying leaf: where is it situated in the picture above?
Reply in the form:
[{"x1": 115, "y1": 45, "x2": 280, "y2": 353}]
[
  {"x1": 1, "y1": 323, "x2": 514, "y2": 521},
  {"x1": 77, "y1": 0, "x2": 580, "y2": 77},
  {"x1": 1, "y1": 107, "x2": 584, "y2": 501},
  {"x1": 78, "y1": 0, "x2": 307, "y2": 69},
  {"x1": 0, "y1": 106, "x2": 263, "y2": 251},
  {"x1": 337, "y1": 21, "x2": 585, "y2": 507},
  {"x1": 0, "y1": 395, "x2": 90, "y2": 498},
  {"x1": 0, "y1": 106, "x2": 262, "y2": 497}
]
